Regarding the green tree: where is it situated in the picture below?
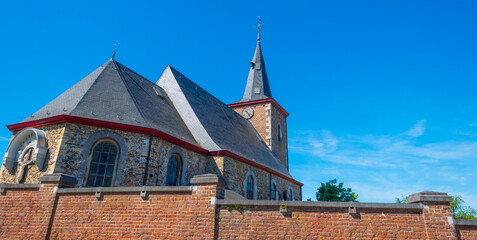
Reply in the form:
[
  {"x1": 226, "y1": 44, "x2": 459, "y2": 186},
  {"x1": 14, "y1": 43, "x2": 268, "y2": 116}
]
[
  {"x1": 395, "y1": 194, "x2": 477, "y2": 220},
  {"x1": 315, "y1": 179, "x2": 358, "y2": 202},
  {"x1": 451, "y1": 195, "x2": 477, "y2": 220},
  {"x1": 395, "y1": 195, "x2": 407, "y2": 204}
]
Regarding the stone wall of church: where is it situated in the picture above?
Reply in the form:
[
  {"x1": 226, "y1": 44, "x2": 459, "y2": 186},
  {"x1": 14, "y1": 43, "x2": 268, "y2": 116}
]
[
  {"x1": 144, "y1": 136, "x2": 217, "y2": 186},
  {"x1": 57, "y1": 123, "x2": 215, "y2": 187},
  {"x1": 216, "y1": 155, "x2": 300, "y2": 200},
  {"x1": 0, "y1": 124, "x2": 65, "y2": 184}
]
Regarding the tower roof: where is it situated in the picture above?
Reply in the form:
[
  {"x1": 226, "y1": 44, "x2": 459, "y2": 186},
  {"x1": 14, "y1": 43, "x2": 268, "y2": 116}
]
[{"x1": 236, "y1": 38, "x2": 272, "y2": 103}]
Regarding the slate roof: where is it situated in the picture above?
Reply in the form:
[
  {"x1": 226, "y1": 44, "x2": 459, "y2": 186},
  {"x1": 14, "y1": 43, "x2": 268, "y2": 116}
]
[
  {"x1": 23, "y1": 59, "x2": 198, "y2": 145},
  {"x1": 24, "y1": 57, "x2": 293, "y2": 179},
  {"x1": 158, "y1": 66, "x2": 291, "y2": 178},
  {"x1": 235, "y1": 38, "x2": 272, "y2": 103}
]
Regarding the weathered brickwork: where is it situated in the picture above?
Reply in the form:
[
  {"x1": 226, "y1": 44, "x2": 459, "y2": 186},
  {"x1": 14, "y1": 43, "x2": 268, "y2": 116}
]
[
  {"x1": 217, "y1": 156, "x2": 300, "y2": 200},
  {"x1": 231, "y1": 101, "x2": 289, "y2": 170},
  {"x1": 1, "y1": 180, "x2": 475, "y2": 239},
  {"x1": 0, "y1": 124, "x2": 66, "y2": 184},
  {"x1": 0, "y1": 184, "x2": 58, "y2": 240},
  {"x1": 457, "y1": 225, "x2": 477, "y2": 240},
  {"x1": 0, "y1": 180, "x2": 220, "y2": 240},
  {"x1": 232, "y1": 103, "x2": 271, "y2": 147},
  {"x1": 270, "y1": 104, "x2": 288, "y2": 169},
  {"x1": 217, "y1": 206, "x2": 431, "y2": 239}
]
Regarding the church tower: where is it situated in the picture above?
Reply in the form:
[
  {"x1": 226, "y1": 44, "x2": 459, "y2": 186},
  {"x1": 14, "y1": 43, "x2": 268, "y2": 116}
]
[{"x1": 229, "y1": 24, "x2": 289, "y2": 170}]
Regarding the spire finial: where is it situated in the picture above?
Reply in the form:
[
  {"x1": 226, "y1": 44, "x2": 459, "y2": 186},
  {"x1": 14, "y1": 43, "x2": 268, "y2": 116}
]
[
  {"x1": 111, "y1": 41, "x2": 119, "y2": 60},
  {"x1": 254, "y1": 16, "x2": 264, "y2": 41}
]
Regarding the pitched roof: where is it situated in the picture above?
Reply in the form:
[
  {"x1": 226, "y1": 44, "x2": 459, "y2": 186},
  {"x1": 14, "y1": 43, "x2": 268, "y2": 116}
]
[
  {"x1": 157, "y1": 66, "x2": 292, "y2": 178},
  {"x1": 236, "y1": 38, "x2": 272, "y2": 103},
  {"x1": 23, "y1": 59, "x2": 198, "y2": 146},
  {"x1": 23, "y1": 58, "x2": 293, "y2": 179}
]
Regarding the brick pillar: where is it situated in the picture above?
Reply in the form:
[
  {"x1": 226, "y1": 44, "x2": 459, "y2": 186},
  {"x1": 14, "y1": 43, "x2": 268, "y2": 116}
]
[
  {"x1": 407, "y1": 191, "x2": 458, "y2": 239},
  {"x1": 190, "y1": 174, "x2": 225, "y2": 240},
  {"x1": 38, "y1": 173, "x2": 77, "y2": 239}
]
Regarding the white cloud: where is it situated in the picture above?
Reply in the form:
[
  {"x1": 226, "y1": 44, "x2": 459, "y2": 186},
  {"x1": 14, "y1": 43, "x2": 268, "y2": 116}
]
[
  {"x1": 290, "y1": 120, "x2": 477, "y2": 167},
  {"x1": 290, "y1": 120, "x2": 477, "y2": 205},
  {"x1": 404, "y1": 120, "x2": 426, "y2": 137}
]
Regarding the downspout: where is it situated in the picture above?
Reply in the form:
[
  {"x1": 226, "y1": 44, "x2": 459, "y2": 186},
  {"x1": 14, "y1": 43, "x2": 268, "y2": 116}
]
[
  {"x1": 269, "y1": 172, "x2": 272, "y2": 200},
  {"x1": 143, "y1": 134, "x2": 153, "y2": 185}
]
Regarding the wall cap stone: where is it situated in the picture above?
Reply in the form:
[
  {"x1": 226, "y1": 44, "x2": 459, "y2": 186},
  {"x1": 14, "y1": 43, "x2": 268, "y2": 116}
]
[
  {"x1": 224, "y1": 189, "x2": 246, "y2": 200},
  {"x1": 190, "y1": 174, "x2": 226, "y2": 186},
  {"x1": 216, "y1": 199, "x2": 424, "y2": 210},
  {"x1": 40, "y1": 173, "x2": 77, "y2": 185},
  {"x1": 56, "y1": 185, "x2": 194, "y2": 194},
  {"x1": 407, "y1": 191, "x2": 452, "y2": 204},
  {"x1": 0, "y1": 184, "x2": 41, "y2": 189},
  {"x1": 454, "y1": 219, "x2": 477, "y2": 226}
]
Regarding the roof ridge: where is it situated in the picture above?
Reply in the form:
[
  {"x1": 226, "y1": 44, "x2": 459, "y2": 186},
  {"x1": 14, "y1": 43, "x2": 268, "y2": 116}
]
[
  {"x1": 111, "y1": 60, "x2": 151, "y2": 128},
  {"x1": 70, "y1": 61, "x2": 110, "y2": 115}
]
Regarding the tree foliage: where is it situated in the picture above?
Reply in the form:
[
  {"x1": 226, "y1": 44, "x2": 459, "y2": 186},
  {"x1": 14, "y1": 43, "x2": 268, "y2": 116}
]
[
  {"x1": 451, "y1": 195, "x2": 477, "y2": 220},
  {"x1": 315, "y1": 179, "x2": 358, "y2": 202},
  {"x1": 396, "y1": 194, "x2": 476, "y2": 219},
  {"x1": 395, "y1": 195, "x2": 407, "y2": 204}
]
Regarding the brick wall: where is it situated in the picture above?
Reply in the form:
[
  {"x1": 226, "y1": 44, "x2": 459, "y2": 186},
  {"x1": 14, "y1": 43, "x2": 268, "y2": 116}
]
[
  {"x1": 217, "y1": 206, "x2": 429, "y2": 239},
  {"x1": 0, "y1": 174, "x2": 222, "y2": 240},
  {"x1": 1, "y1": 177, "x2": 477, "y2": 239},
  {"x1": 455, "y1": 220, "x2": 477, "y2": 240}
]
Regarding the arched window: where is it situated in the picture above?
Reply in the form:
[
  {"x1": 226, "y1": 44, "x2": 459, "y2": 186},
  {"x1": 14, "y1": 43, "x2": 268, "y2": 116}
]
[
  {"x1": 270, "y1": 182, "x2": 277, "y2": 200},
  {"x1": 246, "y1": 175, "x2": 254, "y2": 200},
  {"x1": 85, "y1": 140, "x2": 119, "y2": 187},
  {"x1": 287, "y1": 187, "x2": 294, "y2": 201},
  {"x1": 277, "y1": 123, "x2": 282, "y2": 143},
  {"x1": 166, "y1": 154, "x2": 182, "y2": 186}
]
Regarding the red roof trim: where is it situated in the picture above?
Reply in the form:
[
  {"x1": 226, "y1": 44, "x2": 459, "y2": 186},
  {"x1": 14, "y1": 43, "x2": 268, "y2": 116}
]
[
  {"x1": 7, "y1": 115, "x2": 209, "y2": 155},
  {"x1": 7, "y1": 115, "x2": 302, "y2": 186},
  {"x1": 227, "y1": 98, "x2": 290, "y2": 117},
  {"x1": 209, "y1": 150, "x2": 303, "y2": 186}
]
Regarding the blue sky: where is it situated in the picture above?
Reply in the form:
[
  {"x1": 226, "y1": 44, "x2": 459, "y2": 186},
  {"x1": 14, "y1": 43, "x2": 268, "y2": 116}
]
[{"x1": 1, "y1": 1, "x2": 476, "y2": 207}]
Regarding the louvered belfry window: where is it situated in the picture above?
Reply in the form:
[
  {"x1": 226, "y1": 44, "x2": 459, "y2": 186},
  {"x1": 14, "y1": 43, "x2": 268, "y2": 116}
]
[
  {"x1": 166, "y1": 154, "x2": 182, "y2": 186},
  {"x1": 86, "y1": 141, "x2": 118, "y2": 187},
  {"x1": 246, "y1": 175, "x2": 254, "y2": 200}
]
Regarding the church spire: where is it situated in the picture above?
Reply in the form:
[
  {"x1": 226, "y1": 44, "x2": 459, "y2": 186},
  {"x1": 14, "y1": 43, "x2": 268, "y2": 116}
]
[{"x1": 240, "y1": 17, "x2": 272, "y2": 102}]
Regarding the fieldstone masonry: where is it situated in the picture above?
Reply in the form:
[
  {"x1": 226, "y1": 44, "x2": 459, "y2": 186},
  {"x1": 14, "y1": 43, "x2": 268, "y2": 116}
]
[{"x1": 0, "y1": 123, "x2": 301, "y2": 200}]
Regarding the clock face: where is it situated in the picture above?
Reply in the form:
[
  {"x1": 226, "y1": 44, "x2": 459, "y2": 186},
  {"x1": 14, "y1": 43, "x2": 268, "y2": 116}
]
[{"x1": 242, "y1": 107, "x2": 254, "y2": 119}]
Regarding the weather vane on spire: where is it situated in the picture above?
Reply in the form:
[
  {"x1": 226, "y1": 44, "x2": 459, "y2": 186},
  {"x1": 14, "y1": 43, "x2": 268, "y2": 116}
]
[
  {"x1": 254, "y1": 16, "x2": 264, "y2": 40},
  {"x1": 111, "y1": 41, "x2": 119, "y2": 60}
]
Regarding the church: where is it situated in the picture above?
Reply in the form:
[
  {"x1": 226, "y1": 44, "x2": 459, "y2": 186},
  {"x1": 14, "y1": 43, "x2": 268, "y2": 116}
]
[
  {"x1": 0, "y1": 32, "x2": 302, "y2": 201},
  {"x1": 1, "y1": 30, "x2": 474, "y2": 240}
]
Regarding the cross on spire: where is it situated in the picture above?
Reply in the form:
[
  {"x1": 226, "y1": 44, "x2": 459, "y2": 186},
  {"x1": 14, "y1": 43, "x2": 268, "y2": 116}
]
[
  {"x1": 254, "y1": 16, "x2": 264, "y2": 41},
  {"x1": 111, "y1": 41, "x2": 119, "y2": 60}
]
